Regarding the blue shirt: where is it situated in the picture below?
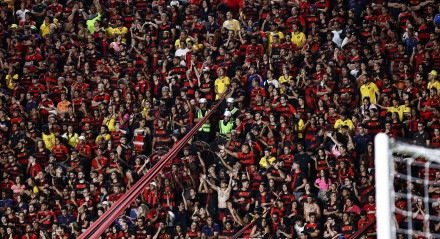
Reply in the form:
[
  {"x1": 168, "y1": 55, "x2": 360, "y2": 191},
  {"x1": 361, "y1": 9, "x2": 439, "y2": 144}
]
[
  {"x1": 57, "y1": 214, "x2": 75, "y2": 225},
  {"x1": 404, "y1": 36, "x2": 418, "y2": 55},
  {"x1": 0, "y1": 199, "x2": 13, "y2": 208},
  {"x1": 25, "y1": 100, "x2": 38, "y2": 113},
  {"x1": 201, "y1": 223, "x2": 220, "y2": 236}
]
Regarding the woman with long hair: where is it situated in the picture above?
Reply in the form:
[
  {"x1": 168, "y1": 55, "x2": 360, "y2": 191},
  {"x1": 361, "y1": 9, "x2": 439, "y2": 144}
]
[
  {"x1": 249, "y1": 217, "x2": 271, "y2": 238},
  {"x1": 314, "y1": 169, "x2": 332, "y2": 201},
  {"x1": 412, "y1": 197, "x2": 427, "y2": 231}
]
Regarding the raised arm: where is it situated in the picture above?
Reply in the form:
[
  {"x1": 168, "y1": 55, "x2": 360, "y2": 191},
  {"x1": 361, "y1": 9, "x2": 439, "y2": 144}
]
[
  {"x1": 93, "y1": 0, "x2": 102, "y2": 13},
  {"x1": 197, "y1": 152, "x2": 207, "y2": 174},
  {"x1": 221, "y1": 145, "x2": 238, "y2": 158},
  {"x1": 202, "y1": 175, "x2": 219, "y2": 192},
  {"x1": 227, "y1": 171, "x2": 234, "y2": 191},
  {"x1": 217, "y1": 152, "x2": 233, "y2": 172}
]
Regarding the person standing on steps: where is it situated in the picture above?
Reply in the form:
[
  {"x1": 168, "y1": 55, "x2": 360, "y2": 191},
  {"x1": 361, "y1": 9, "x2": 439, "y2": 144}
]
[{"x1": 195, "y1": 98, "x2": 211, "y2": 142}]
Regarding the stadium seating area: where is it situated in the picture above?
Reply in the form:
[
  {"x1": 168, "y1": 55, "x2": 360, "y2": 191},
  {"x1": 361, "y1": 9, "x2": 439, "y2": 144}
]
[{"x1": 0, "y1": 0, "x2": 439, "y2": 238}]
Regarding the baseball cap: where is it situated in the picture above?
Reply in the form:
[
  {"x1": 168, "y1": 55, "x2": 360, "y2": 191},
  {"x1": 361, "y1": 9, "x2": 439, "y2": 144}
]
[
  {"x1": 224, "y1": 111, "x2": 232, "y2": 117},
  {"x1": 226, "y1": 98, "x2": 234, "y2": 103},
  {"x1": 429, "y1": 70, "x2": 438, "y2": 77},
  {"x1": 199, "y1": 98, "x2": 207, "y2": 104}
]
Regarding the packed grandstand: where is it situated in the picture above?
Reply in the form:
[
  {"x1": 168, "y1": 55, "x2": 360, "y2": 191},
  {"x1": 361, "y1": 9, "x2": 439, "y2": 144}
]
[{"x1": 0, "y1": 0, "x2": 439, "y2": 238}]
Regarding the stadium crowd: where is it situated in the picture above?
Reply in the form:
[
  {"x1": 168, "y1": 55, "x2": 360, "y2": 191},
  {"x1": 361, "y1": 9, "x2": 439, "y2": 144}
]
[{"x1": 0, "y1": 0, "x2": 439, "y2": 238}]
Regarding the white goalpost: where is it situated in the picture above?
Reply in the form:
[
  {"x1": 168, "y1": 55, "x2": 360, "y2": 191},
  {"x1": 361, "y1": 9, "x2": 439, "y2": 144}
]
[
  {"x1": 375, "y1": 133, "x2": 394, "y2": 239},
  {"x1": 375, "y1": 133, "x2": 440, "y2": 239}
]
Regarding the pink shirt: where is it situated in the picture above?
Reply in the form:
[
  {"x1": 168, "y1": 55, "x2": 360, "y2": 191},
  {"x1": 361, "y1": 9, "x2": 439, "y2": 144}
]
[
  {"x1": 314, "y1": 178, "x2": 331, "y2": 191},
  {"x1": 11, "y1": 184, "x2": 25, "y2": 194}
]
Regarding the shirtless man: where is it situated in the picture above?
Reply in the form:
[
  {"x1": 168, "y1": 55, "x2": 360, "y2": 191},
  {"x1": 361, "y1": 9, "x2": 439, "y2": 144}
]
[
  {"x1": 303, "y1": 195, "x2": 321, "y2": 222},
  {"x1": 202, "y1": 171, "x2": 234, "y2": 214}
]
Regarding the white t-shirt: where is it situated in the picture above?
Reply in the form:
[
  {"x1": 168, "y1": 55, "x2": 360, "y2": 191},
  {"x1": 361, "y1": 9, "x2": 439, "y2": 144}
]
[
  {"x1": 294, "y1": 223, "x2": 305, "y2": 235},
  {"x1": 16, "y1": 9, "x2": 30, "y2": 21},
  {"x1": 266, "y1": 78, "x2": 280, "y2": 88},
  {"x1": 331, "y1": 29, "x2": 343, "y2": 47},
  {"x1": 175, "y1": 48, "x2": 189, "y2": 58}
]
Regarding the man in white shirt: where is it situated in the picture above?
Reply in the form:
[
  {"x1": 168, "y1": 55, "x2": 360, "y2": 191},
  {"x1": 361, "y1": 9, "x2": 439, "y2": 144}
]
[
  {"x1": 16, "y1": 2, "x2": 30, "y2": 22},
  {"x1": 265, "y1": 70, "x2": 280, "y2": 88},
  {"x1": 331, "y1": 21, "x2": 343, "y2": 47},
  {"x1": 175, "y1": 41, "x2": 190, "y2": 58}
]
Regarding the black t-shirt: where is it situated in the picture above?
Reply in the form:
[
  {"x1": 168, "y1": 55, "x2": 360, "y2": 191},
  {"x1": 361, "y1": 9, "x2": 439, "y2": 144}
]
[
  {"x1": 294, "y1": 152, "x2": 312, "y2": 175},
  {"x1": 414, "y1": 131, "x2": 429, "y2": 146},
  {"x1": 32, "y1": 3, "x2": 47, "y2": 25},
  {"x1": 206, "y1": 22, "x2": 219, "y2": 33},
  {"x1": 173, "y1": 209, "x2": 190, "y2": 229},
  {"x1": 291, "y1": 171, "x2": 306, "y2": 192},
  {"x1": 335, "y1": 132, "x2": 349, "y2": 146},
  {"x1": 386, "y1": 0, "x2": 407, "y2": 18},
  {"x1": 353, "y1": 134, "x2": 371, "y2": 155},
  {"x1": 341, "y1": 222, "x2": 356, "y2": 237}
]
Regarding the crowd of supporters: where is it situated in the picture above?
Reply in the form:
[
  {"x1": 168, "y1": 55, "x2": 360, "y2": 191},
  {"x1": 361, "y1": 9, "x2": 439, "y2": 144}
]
[{"x1": 0, "y1": 0, "x2": 439, "y2": 238}]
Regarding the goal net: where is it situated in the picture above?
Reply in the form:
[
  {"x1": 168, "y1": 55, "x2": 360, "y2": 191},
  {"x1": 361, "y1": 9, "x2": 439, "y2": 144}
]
[{"x1": 375, "y1": 133, "x2": 440, "y2": 239}]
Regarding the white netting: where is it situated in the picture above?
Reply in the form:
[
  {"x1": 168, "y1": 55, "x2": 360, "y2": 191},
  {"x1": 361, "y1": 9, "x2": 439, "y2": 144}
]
[{"x1": 387, "y1": 140, "x2": 440, "y2": 239}]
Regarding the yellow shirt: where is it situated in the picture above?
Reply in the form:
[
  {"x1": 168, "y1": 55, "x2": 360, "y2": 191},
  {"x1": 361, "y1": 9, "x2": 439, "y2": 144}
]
[
  {"x1": 296, "y1": 118, "x2": 305, "y2": 139},
  {"x1": 215, "y1": 76, "x2": 230, "y2": 100},
  {"x1": 40, "y1": 21, "x2": 50, "y2": 37},
  {"x1": 387, "y1": 104, "x2": 410, "y2": 121},
  {"x1": 174, "y1": 37, "x2": 192, "y2": 48},
  {"x1": 96, "y1": 133, "x2": 111, "y2": 143},
  {"x1": 360, "y1": 82, "x2": 380, "y2": 104},
  {"x1": 387, "y1": 105, "x2": 400, "y2": 117},
  {"x1": 222, "y1": 19, "x2": 240, "y2": 32},
  {"x1": 104, "y1": 116, "x2": 116, "y2": 132},
  {"x1": 334, "y1": 119, "x2": 354, "y2": 131},
  {"x1": 65, "y1": 133, "x2": 79, "y2": 148},
  {"x1": 42, "y1": 133, "x2": 55, "y2": 151},
  {"x1": 106, "y1": 26, "x2": 128, "y2": 39},
  {"x1": 428, "y1": 81, "x2": 440, "y2": 91},
  {"x1": 399, "y1": 105, "x2": 411, "y2": 121},
  {"x1": 278, "y1": 75, "x2": 292, "y2": 85},
  {"x1": 291, "y1": 31, "x2": 306, "y2": 48},
  {"x1": 259, "y1": 156, "x2": 276, "y2": 168},
  {"x1": 5, "y1": 74, "x2": 18, "y2": 89},
  {"x1": 267, "y1": 31, "x2": 285, "y2": 46},
  {"x1": 192, "y1": 43, "x2": 204, "y2": 53}
]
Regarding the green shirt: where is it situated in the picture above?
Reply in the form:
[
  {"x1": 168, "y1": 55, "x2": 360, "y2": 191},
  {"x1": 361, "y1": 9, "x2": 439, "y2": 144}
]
[{"x1": 86, "y1": 13, "x2": 101, "y2": 33}]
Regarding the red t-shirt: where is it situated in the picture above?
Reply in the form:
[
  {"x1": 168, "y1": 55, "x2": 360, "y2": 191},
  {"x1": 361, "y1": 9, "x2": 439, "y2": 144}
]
[{"x1": 236, "y1": 151, "x2": 255, "y2": 166}]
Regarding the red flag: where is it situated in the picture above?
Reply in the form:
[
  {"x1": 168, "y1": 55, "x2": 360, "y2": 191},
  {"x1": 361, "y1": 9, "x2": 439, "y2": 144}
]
[{"x1": 223, "y1": 0, "x2": 244, "y2": 9}]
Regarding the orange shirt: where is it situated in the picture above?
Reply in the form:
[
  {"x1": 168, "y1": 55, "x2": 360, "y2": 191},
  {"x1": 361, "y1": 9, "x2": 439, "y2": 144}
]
[{"x1": 57, "y1": 100, "x2": 71, "y2": 114}]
